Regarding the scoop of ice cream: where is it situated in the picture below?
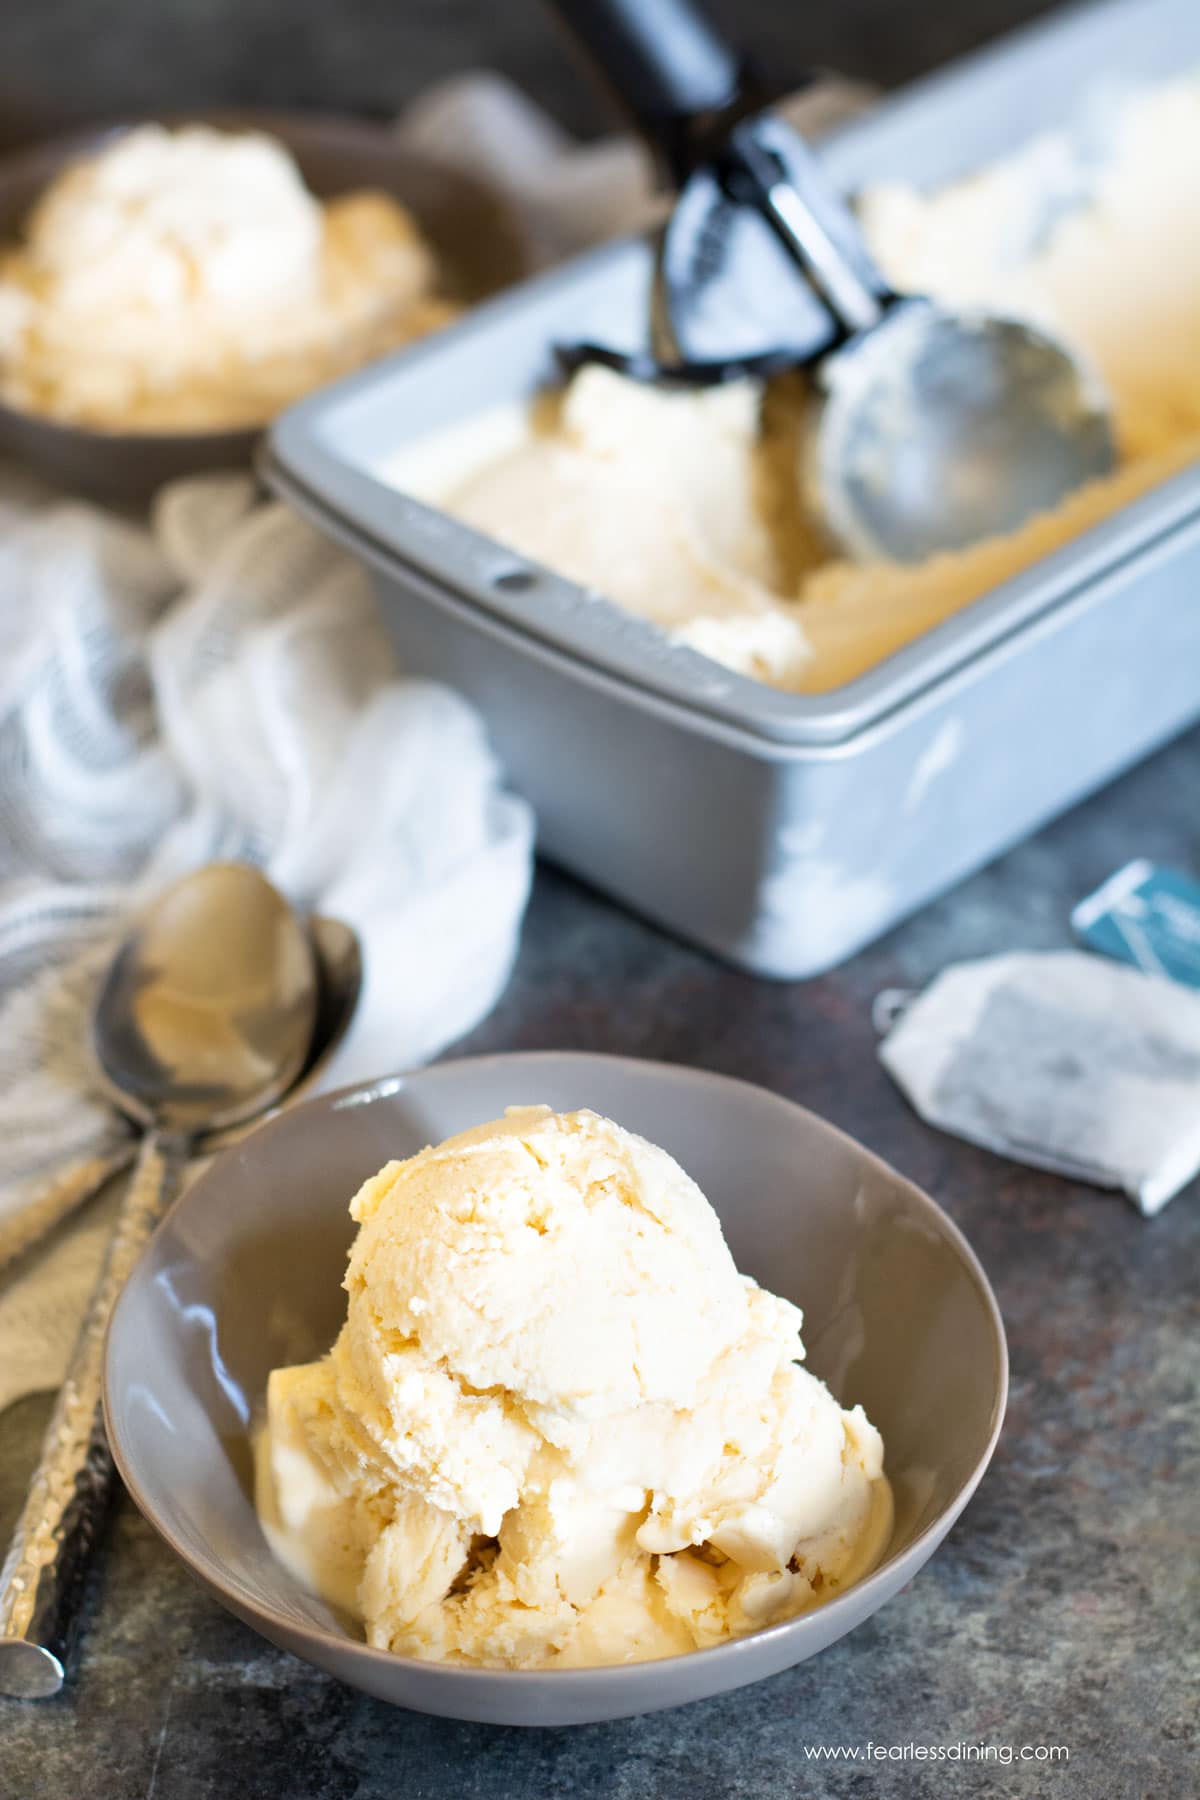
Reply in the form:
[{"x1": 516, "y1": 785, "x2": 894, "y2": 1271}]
[
  {"x1": 258, "y1": 1105, "x2": 888, "y2": 1668},
  {"x1": 0, "y1": 123, "x2": 454, "y2": 429},
  {"x1": 20, "y1": 123, "x2": 322, "y2": 316},
  {"x1": 447, "y1": 366, "x2": 814, "y2": 688}
]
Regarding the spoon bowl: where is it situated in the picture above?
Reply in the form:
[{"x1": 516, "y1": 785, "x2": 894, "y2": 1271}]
[
  {"x1": 0, "y1": 910, "x2": 362, "y2": 1281},
  {"x1": 203, "y1": 911, "x2": 363, "y2": 1152},
  {"x1": 92, "y1": 863, "x2": 317, "y2": 1137}
]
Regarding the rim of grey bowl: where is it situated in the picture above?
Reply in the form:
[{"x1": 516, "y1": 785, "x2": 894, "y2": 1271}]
[
  {"x1": 103, "y1": 1050, "x2": 1009, "y2": 1691},
  {"x1": 0, "y1": 110, "x2": 528, "y2": 502}
]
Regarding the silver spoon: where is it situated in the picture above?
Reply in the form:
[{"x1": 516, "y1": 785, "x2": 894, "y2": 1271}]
[
  {"x1": 550, "y1": 0, "x2": 1114, "y2": 562},
  {"x1": 0, "y1": 862, "x2": 318, "y2": 1698},
  {"x1": 200, "y1": 909, "x2": 362, "y2": 1151},
  {"x1": 0, "y1": 911, "x2": 360, "y2": 1278}
]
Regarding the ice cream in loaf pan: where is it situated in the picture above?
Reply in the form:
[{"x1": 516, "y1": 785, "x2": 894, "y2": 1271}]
[{"x1": 396, "y1": 73, "x2": 1200, "y2": 694}]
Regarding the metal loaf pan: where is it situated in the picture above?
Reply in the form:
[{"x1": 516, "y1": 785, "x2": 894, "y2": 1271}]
[{"x1": 266, "y1": 0, "x2": 1200, "y2": 978}]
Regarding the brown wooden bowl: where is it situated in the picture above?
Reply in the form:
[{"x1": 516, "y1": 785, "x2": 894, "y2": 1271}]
[{"x1": 0, "y1": 111, "x2": 529, "y2": 507}]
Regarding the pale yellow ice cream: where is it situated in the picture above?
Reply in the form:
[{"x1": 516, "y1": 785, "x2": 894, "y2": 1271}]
[
  {"x1": 257, "y1": 1105, "x2": 889, "y2": 1668},
  {"x1": 406, "y1": 73, "x2": 1200, "y2": 693},
  {"x1": 0, "y1": 124, "x2": 456, "y2": 430}
]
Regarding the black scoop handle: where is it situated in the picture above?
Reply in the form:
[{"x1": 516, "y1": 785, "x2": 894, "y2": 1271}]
[
  {"x1": 544, "y1": 0, "x2": 751, "y2": 178},
  {"x1": 546, "y1": 0, "x2": 891, "y2": 337}
]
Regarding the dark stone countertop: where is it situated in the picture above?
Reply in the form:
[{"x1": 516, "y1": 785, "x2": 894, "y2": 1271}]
[
  {"x1": 1, "y1": 2, "x2": 1197, "y2": 1793},
  {"x1": 2, "y1": 724, "x2": 1198, "y2": 1800}
]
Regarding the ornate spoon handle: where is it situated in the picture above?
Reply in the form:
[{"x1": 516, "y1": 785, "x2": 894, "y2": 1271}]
[
  {"x1": 0, "y1": 1132, "x2": 188, "y2": 1697},
  {"x1": 0, "y1": 1145, "x2": 136, "y2": 1279}
]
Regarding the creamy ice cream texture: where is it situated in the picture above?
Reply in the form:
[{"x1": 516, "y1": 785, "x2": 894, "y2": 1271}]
[
  {"x1": 406, "y1": 73, "x2": 1200, "y2": 693},
  {"x1": 257, "y1": 1105, "x2": 889, "y2": 1668},
  {"x1": 0, "y1": 124, "x2": 455, "y2": 430}
]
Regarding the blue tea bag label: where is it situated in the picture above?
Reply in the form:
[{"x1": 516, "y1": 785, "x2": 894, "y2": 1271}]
[{"x1": 1073, "y1": 860, "x2": 1200, "y2": 989}]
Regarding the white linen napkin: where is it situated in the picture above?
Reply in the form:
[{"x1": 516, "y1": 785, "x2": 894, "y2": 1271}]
[
  {"x1": 0, "y1": 70, "x2": 873, "y2": 1414},
  {"x1": 0, "y1": 472, "x2": 534, "y2": 1410}
]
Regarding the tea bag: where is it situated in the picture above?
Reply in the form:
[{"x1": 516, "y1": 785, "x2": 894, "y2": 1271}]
[{"x1": 876, "y1": 951, "x2": 1200, "y2": 1216}]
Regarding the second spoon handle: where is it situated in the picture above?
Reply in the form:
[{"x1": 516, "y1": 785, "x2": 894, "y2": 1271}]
[
  {"x1": 0, "y1": 1130, "x2": 188, "y2": 1698},
  {"x1": 0, "y1": 1144, "x2": 136, "y2": 1280}
]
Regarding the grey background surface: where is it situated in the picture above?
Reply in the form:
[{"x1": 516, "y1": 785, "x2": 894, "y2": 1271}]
[
  {"x1": 3, "y1": 732, "x2": 1197, "y2": 1797},
  {"x1": 3, "y1": 0, "x2": 1059, "y2": 148},
  {"x1": 1, "y1": 1, "x2": 1197, "y2": 1795}
]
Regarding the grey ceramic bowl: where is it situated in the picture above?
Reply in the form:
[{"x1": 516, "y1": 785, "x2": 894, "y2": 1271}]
[
  {"x1": 0, "y1": 112, "x2": 527, "y2": 505},
  {"x1": 104, "y1": 1052, "x2": 1006, "y2": 1726}
]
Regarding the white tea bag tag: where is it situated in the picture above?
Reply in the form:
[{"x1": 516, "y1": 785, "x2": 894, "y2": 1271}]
[{"x1": 877, "y1": 951, "x2": 1200, "y2": 1216}]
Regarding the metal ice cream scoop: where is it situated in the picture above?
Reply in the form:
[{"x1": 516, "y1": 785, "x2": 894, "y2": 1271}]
[{"x1": 547, "y1": 0, "x2": 1115, "y2": 563}]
